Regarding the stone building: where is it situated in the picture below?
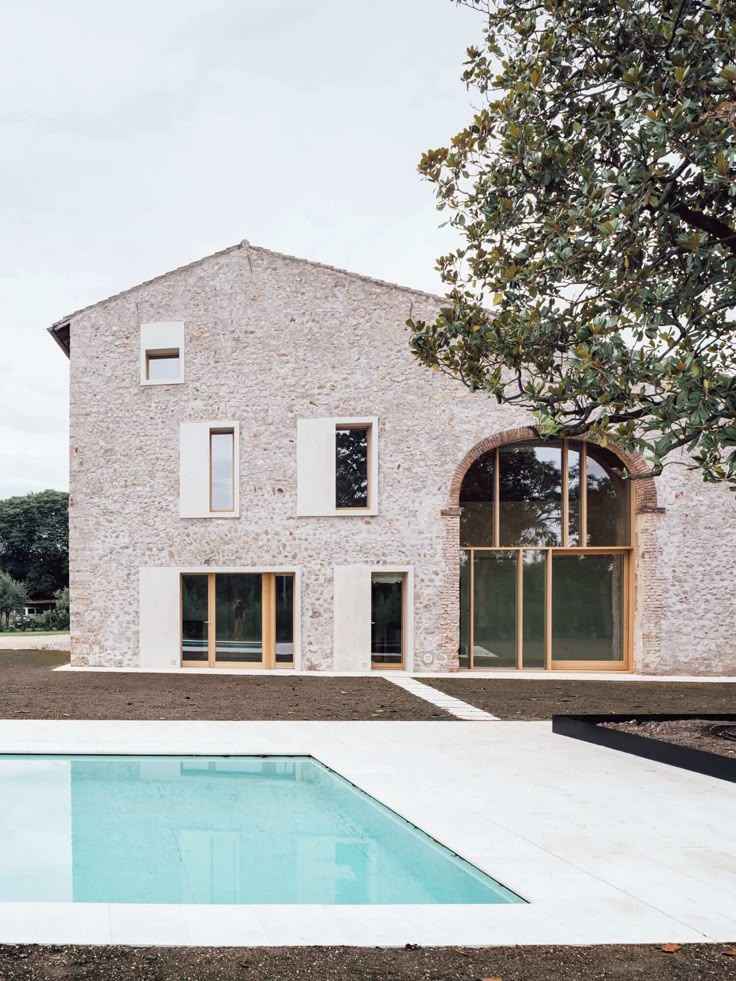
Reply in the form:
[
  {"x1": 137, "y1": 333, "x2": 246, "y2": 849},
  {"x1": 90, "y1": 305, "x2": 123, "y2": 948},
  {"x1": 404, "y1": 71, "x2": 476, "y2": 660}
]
[{"x1": 49, "y1": 241, "x2": 736, "y2": 675}]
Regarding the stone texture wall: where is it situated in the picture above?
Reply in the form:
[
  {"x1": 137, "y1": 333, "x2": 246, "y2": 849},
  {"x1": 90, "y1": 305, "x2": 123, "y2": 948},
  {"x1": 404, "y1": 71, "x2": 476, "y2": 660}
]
[{"x1": 66, "y1": 242, "x2": 736, "y2": 674}]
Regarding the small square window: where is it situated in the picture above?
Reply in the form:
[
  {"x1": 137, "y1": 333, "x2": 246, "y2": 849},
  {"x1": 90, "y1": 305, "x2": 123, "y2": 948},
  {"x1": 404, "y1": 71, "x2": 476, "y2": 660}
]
[
  {"x1": 335, "y1": 425, "x2": 370, "y2": 509},
  {"x1": 146, "y1": 349, "x2": 181, "y2": 382}
]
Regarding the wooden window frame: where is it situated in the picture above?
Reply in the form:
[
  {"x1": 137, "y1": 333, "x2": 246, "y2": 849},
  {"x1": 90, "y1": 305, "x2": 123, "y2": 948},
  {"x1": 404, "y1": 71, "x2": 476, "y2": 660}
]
[
  {"x1": 180, "y1": 572, "x2": 296, "y2": 670},
  {"x1": 209, "y1": 428, "x2": 236, "y2": 514},
  {"x1": 145, "y1": 348, "x2": 181, "y2": 382},
  {"x1": 461, "y1": 438, "x2": 634, "y2": 672},
  {"x1": 334, "y1": 422, "x2": 373, "y2": 513},
  {"x1": 370, "y1": 570, "x2": 406, "y2": 671}
]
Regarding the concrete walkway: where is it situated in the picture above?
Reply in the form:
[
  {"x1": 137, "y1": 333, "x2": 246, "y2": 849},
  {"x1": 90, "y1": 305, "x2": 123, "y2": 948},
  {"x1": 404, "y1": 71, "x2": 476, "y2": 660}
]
[{"x1": 387, "y1": 675, "x2": 499, "y2": 720}]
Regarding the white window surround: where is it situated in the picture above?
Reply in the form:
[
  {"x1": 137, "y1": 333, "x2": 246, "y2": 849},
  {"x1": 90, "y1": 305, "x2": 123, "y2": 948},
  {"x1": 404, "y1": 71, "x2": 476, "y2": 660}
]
[
  {"x1": 140, "y1": 321, "x2": 185, "y2": 385},
  {"x1": 296, "y1": 416, "x2": 378, "y2": 517},
  {"x1": 333, "y1": 564, "x2": 414, "y2": 672},
  {"x1": 179, "y1": 420, "x2": 240, "y2": 518},
  {"x1": 139, "y1": 566, "x2": 301, "y2": 670}
]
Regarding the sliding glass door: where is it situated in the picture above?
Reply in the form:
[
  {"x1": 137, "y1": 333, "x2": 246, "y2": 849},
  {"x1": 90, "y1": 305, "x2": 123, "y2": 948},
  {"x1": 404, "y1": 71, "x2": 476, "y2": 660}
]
[
  {"x1": 460, "y1": 547, "x2": 629, "y2": 670},
  {"x1": 181, "y1": 573, "x2": 294, "y2": 669}
]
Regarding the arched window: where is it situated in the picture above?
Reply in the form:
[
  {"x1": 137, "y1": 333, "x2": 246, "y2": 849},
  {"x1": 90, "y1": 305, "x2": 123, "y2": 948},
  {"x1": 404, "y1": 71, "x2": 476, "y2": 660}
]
[{"x1": 459, "y1": 440, "x2": 631, "y2": 671}]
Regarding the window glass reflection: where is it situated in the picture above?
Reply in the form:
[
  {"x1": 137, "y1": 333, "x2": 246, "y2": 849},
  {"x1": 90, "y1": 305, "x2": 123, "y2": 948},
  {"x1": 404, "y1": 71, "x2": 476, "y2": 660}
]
[
  {"x1": 275, "y1": 575, "x2": 294, "y2": 663},
  {"x1": 551, "y1": 554, "x2": 624, "y2": 661},
  {"x1": 459, "y1": 451, "x2": 494, "y2": 547},
  {"x1": 210, "y1": 431, "x2": 234, "y2": 511},
  {"x1": 371, "y1": 574, "x2": 403, "y2": 666},
  {"x1": 473, "y1": 552, "x2": 516, "y2": 668},
  {"x1": 336, "y1": 428, "x2": 369, "y2": 508},
  {"x1": 587, "y1": 446, "x2": 630, "y2": 546},
  {"x1": 499, "y1": 443, "x2": 562, "y2": 546}
]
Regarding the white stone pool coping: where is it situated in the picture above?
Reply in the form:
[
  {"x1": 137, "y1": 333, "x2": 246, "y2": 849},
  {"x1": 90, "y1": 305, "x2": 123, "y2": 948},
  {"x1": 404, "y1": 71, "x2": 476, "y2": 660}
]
[{"x1": 0, "y1": 719, "x2": 734, "y2": 947}]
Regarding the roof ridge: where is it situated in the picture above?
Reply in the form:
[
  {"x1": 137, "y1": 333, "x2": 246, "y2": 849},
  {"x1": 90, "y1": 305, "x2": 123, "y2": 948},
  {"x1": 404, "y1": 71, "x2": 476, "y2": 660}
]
[{"x1": 49, "y1": 240, "x2": 445, "y2": 330}]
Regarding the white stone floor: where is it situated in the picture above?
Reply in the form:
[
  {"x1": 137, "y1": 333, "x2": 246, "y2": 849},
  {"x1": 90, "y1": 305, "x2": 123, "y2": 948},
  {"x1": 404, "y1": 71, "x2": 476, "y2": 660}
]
[
  {"x1": 53, "y1": 662, "x2": 736, "y2": 681},
  {"x1": 0, "y1": 719, "x2": 734, "y2": 947}
]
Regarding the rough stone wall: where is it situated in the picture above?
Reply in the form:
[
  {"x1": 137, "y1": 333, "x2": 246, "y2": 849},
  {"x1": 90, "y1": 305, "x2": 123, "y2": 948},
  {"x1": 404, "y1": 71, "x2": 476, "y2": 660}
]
[{"x1": 66, "y1": 242, "x2": 736, "y2": 674}]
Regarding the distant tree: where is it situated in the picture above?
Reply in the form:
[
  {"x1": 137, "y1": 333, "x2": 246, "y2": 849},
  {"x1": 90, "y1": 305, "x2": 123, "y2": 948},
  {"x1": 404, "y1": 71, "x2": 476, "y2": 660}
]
[
  {"x1": 0, "y1": 490, "x2": 68, "y2": 597},
  {"x1": 0, "y1": 571, "x2": 29, "y2": 630},
  {"x1": 409, "y1": 0, "x2": 736, "y2": 486}
]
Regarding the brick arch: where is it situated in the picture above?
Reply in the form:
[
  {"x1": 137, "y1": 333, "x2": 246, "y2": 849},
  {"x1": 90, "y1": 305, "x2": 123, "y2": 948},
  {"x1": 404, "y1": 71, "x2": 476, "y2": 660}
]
[{"x1": 448, "y1": 427, "x2": 659, "y2": 513}]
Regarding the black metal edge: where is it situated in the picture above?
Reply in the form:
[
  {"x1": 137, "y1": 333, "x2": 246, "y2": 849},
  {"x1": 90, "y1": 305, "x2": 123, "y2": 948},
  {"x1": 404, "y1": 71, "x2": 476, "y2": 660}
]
[{"x1": 552, "y1": 714, "x2": 736, "y2": 784}]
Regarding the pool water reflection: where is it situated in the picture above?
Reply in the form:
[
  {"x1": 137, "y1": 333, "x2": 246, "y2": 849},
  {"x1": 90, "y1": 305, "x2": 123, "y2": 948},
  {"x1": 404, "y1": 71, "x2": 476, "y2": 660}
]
[{"x1": 0, "y1": 755, "x2": 523, "y2": 905}]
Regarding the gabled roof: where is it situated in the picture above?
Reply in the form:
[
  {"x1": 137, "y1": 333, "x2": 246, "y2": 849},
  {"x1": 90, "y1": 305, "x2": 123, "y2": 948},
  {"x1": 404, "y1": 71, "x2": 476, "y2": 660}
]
[{"x1": 47, "y1": 240, "x2": 445, "y2": 359}]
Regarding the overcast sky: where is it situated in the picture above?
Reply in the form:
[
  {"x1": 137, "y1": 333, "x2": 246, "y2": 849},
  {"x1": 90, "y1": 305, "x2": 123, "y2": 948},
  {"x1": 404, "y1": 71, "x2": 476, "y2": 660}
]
[{"x1": 0, "y1": 0, "x2": 478, "y2": 499}]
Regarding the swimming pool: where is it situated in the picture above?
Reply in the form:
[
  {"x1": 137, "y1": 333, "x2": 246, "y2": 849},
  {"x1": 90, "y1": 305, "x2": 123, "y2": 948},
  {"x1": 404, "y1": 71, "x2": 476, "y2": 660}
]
[{"x1": 0, "y1": 755, "x2": 523, "y2": 906}]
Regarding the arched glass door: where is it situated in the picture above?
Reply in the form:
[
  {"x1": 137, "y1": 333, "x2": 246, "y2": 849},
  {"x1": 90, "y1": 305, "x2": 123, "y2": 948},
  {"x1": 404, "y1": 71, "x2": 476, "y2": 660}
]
[{"x1": 459, "y1": 440, "x2": 632, "y2": 670}]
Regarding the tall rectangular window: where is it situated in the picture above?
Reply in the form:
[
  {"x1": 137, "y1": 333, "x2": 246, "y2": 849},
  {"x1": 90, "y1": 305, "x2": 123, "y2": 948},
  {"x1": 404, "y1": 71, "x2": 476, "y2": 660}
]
[
  {"x1": 335, "y1": 425, "x2": 370, "y2": 509},
  {"x1": 371, "y1": 572, "x2": 404, "y2": 667},
  {"x1": 210, "y1": 429, "x2": 235, "y2": 512}
]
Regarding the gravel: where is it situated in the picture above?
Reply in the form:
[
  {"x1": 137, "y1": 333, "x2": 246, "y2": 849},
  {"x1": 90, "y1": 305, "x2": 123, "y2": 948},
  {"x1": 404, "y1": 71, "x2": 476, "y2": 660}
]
[
  {"x1": 2, "y1": 944, "x2": 736, "y2": 981},
  {"x1": 601, "y1": 718, "x2": 736, "y2": 759},
  {"x1": 425, "y1": 678, "x2": 736, "y2": 720},
  {"x1": 0, "y1": 652, "x2": 450, "y2": 721}
]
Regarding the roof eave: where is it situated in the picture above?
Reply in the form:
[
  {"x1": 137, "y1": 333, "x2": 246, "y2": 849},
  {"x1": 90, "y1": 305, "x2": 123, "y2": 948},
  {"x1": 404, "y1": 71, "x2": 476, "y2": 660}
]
[{"x1": 48, "y1": 321, "x2": 71, "y2": 358}]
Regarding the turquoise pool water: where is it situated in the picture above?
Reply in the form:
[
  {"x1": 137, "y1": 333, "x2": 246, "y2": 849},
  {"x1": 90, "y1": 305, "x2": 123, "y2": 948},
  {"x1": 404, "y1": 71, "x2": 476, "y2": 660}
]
[{"x1": 0, "y1": 755, "x2": 523, "y2": 905}]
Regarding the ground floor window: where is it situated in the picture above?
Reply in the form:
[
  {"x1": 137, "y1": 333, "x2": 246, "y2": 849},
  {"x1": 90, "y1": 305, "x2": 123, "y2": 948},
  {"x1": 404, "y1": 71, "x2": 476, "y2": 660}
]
[
  {"x1": 371, "y1": 572, "x2": 405, "y2": 669},
  {"x1": 181, "y1": 572, "x2": 294, "y2": 669},
  {"x1": 459, "y1": 548, "x2": 629, "y2": 670}
]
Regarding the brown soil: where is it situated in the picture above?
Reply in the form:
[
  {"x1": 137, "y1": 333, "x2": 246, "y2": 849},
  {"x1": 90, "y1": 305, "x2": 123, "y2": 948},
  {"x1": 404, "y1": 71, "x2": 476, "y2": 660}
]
[
  {"x1": 0, "y1": 652, "x2": 450, "y2": 721},
  {"x1": 602, "y1": 719, "x2": 736, "y2": 759},
  {"x1": 426, "y1": 678, "x2": 736, "y2": 720},
  {"x1": 1, "y1": 943, "x2": 735, "y2": 980}
]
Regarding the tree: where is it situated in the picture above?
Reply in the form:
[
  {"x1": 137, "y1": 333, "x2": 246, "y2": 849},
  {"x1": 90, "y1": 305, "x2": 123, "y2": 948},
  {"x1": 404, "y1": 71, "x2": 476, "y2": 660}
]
[
  {"x1": 409, "y1": 0, "x2": 736, "y2": 486},
  {"x1": 0, "y1": 491, "x2": 69, "y2": 597},
  {"x1": 0, "y1": 571, "x2": 29, "y2": 630}
]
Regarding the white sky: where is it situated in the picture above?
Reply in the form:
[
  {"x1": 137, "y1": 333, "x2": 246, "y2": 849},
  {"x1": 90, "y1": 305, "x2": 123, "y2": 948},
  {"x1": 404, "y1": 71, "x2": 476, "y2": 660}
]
[{"x1": 0, "y1": 0, "x2": 478, "y2": 499}]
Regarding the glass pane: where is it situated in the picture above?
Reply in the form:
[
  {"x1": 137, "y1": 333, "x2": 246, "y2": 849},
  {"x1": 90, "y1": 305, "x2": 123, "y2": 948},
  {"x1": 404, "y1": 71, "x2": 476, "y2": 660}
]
[
  {"x1": 182, "y1": 575, "x2": 208, "y2": 663},
  {"x1": 473, "y1": 552, "x2": 516, "y2": 668},
  {"x1": 371, "y1": 574, "x2": 403, "y2": 665},
  {"x1": 147, "y1": 353, "x2": 180, "y2": 381},
  {"x1": 567, "y1": 442, "x2": 581, "y2": 546},
  {"x1": 459, "y1": 451, "x2": 494, "y2": 547},
  {"x1": 551, "y1": 554, "x2": 625, "y2": 662},
  {"x1": 586, "y1": 446, "x2": 630, "y2": 546},
  {"x1": 459, "y1": 550, "x2": 470, "y2": 668},
  {"x1": 522, "y1": 551, "x2": 546, "y2": 669},
  {"x1": 275, "y1": 575, "x2": 294, "y2": 663},
  {"x1": 210, "y1": 432, "x2": 234, "y2": 512},
  {"x1": 499, "y1": 443, "x2": 562, "y2": 546},
  {"x1": 336, "y1": 428, "x2": 368, "y2": 508},
  {"x1": 215, "y1": 574, "x2": 262, "y2": 663}
]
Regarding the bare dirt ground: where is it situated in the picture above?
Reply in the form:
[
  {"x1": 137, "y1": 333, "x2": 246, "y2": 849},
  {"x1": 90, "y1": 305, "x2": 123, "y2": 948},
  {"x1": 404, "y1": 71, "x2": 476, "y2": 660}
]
[
  {"x1": 0, "y1": 652, "x2": 449, "y2": 721},
  {"x1": 1, "y1": 943, "x2": 735, "y2": 981},
  {"x1": 602, "y1": 718, "x2": 736, "y2": 759},
  {"x1": 426, "y1": 677, "x2": 736, "y2": 720}
]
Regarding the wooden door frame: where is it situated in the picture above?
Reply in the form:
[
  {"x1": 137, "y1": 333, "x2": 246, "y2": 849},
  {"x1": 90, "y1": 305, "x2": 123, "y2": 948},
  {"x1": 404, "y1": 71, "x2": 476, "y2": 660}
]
[{"x1": 180, "y1": 572, "x2": 295, "y2": 670}]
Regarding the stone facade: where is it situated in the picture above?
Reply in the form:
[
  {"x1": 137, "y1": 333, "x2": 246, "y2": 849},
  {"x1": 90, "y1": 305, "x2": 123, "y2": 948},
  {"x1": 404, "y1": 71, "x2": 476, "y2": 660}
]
[{"x1": 56, "y1": 241, "x2": 736, "y2": 674}]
